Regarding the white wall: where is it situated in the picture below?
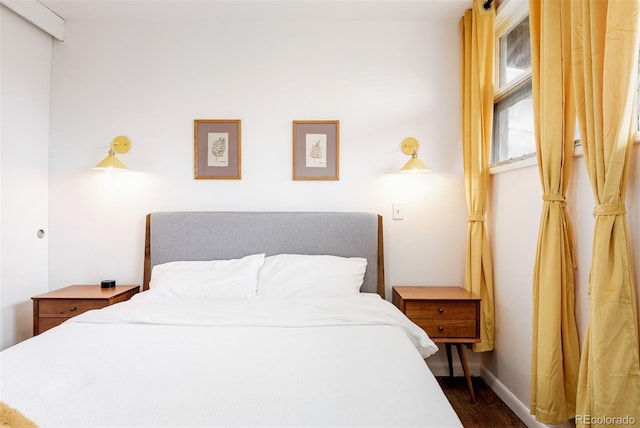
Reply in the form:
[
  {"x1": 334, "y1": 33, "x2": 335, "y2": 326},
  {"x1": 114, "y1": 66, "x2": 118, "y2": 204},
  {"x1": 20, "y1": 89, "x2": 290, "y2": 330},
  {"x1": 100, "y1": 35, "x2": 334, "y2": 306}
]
[
  {"x1": 47, "y1": 7, "x2": 468, "y2": 338},
  {"x1": 486, "y1": 146, "x2": 640, "y2": 425},
  {"x1": 485, "y1": 163, "x2": 541, "y2": 399},
  {"x1": 0, "y1": 5, "x2": 52, "y2": 349}
]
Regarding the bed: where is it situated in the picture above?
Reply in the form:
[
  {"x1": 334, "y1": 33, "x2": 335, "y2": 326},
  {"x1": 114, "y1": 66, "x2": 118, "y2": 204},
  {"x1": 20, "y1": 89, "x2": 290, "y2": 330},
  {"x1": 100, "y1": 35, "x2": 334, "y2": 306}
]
[{"x1": 0, "y1": 211, "x2": 462, "y2": 427}]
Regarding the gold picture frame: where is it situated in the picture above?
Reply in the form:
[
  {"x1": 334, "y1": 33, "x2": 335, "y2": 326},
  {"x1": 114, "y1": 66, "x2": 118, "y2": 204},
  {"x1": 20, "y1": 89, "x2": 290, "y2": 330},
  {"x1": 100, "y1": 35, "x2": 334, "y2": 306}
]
[
  {"x1": 194, "y1": 119, "x2": 241, "y2": 179},
  {"x1": 292, "y1": 120, "x2": 339, "y2": 180}
]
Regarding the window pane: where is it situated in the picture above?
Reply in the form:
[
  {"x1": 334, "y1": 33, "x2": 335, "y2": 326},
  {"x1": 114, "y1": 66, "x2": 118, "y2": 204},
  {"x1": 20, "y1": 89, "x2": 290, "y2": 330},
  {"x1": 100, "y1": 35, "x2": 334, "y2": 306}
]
[
  {"x1": 499, "y1": 16, "x2": 531, "y2": 88},
  {"x1": 493, "y1": 83, "x2": 535, "y2": 163}
]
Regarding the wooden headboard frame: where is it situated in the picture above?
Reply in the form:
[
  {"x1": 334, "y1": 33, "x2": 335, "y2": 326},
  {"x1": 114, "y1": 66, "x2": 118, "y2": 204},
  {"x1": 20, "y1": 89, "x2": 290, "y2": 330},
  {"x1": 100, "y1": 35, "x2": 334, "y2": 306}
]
[{"x1": 143, "y1": 212, "x2": 385, "y2": 298}]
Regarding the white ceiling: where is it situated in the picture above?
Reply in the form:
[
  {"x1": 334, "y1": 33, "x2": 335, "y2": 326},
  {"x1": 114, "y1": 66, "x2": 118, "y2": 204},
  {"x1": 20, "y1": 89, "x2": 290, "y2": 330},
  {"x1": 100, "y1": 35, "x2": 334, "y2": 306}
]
[{"x1": 39, "y1": 0, "x2": 472, "y2": 23}]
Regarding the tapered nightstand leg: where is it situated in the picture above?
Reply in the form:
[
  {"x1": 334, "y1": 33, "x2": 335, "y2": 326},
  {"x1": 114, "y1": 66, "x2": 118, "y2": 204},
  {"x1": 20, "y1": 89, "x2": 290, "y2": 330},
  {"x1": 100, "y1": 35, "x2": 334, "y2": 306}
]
[
  {"x1": 456, "y1": 343, "x2": 476, "y2": 403},
  {"x1": 445, "y1": 343, "x2": 453, "y2": 377}
]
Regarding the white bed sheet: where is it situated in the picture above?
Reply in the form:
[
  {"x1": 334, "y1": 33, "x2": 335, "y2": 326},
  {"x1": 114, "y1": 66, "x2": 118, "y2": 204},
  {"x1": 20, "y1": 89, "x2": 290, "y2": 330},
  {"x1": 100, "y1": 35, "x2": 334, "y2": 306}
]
[{"x1": 1, "y1": 293, "x2": 462, "y2": 428}]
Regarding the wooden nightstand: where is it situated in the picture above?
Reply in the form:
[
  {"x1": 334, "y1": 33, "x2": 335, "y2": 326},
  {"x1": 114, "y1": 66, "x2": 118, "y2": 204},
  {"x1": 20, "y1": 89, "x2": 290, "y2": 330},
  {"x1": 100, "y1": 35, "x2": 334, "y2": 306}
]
[
  {"x1": 32, "y1": 284, "x2": 139, "y2": 335},
  {"x1": 392, "y1": 285, "x2": 481, "y2": 403}
]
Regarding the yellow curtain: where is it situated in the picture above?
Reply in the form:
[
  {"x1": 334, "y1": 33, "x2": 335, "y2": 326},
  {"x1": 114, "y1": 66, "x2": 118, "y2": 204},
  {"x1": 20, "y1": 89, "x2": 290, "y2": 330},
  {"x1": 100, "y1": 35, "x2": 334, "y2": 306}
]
[
  {"x1": 571, "y1": 1, "x2": 640, "y2": 426},
  {"x1": 528, "y1": 0, "x2": 581, "y2": 424},
  {"x1": 460, "y1": 0, "x2": 495, "y2": 352}
]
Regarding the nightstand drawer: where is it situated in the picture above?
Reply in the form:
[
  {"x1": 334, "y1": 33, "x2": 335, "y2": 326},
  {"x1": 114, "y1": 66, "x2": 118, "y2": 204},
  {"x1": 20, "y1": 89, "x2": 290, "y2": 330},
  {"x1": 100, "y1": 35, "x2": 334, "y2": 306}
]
[
  {"x1": 38, "y1": 299, "x2": 105, "y2": 318},
  {"x1": 414, "y1": 319, "x2": 477, "y2": 338},
  {"x1": 405, "y1": 300, "x2": 476, "y2": 319},
  {"x1": 38, "y1": 317, "x2": 70, "y2": 333}
]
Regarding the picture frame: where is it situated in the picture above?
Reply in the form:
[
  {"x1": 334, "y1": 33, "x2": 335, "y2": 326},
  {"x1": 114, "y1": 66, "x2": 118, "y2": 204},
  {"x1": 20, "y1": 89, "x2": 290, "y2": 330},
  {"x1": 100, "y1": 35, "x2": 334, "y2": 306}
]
[
  {"x1": 194, "y1": 119, "x2": 241, "y2": 179},
  {"x1": 292, "y1": 120, "x2": 339, "y2": 180}
]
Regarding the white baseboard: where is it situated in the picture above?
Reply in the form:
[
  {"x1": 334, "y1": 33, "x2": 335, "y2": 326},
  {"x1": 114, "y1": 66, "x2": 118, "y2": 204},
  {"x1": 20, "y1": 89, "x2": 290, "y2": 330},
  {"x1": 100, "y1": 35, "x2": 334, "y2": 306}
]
[{"x1": 480, "y1": 367, "x2": 574, "y2": 428}]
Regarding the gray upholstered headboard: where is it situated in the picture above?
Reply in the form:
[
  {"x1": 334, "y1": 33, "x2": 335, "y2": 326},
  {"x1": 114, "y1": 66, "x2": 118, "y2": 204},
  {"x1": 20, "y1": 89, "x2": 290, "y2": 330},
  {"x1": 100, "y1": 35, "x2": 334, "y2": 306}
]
[{"x1": 143, "y1": 212, "x2": 385, "y2": 297}]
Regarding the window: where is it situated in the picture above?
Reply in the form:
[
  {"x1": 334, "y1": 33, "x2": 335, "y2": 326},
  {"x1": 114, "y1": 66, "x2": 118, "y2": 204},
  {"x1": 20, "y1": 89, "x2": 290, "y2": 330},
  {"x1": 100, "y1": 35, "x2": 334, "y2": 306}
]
[
  {"x1": 492, "y1": 1, "x2": 533, "y2": 166},
  {"x1": 494, "y1": 84, "x2": 534, "y2": 162},
  {"x1": 498, "y1": 15, "x2": 531, "y2": 87}
]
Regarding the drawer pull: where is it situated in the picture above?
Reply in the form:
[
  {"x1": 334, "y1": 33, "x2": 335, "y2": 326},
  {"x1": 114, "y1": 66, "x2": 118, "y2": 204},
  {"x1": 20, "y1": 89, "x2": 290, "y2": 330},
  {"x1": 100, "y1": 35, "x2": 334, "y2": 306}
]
[
  {"x1": 439, "y1": 308, "x2": 444, "y2": 313},
  {"x1": 69, "y1": 306, "x2": 77, "y2": 312},
  {"x1": 439, "y1": 326, "x2": 444, "y2": 331}
]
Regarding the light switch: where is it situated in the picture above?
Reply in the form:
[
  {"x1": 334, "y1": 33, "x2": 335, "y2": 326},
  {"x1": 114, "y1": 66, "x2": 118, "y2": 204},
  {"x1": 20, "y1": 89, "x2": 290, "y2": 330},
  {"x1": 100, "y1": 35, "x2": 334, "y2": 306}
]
[{"x1": 393, "y1": 203, "x2": 404, "y2": 220}]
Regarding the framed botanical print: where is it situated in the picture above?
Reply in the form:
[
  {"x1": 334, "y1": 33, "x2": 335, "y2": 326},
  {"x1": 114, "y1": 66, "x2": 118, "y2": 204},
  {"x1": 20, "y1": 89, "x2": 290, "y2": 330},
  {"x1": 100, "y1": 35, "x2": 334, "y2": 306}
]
[
  {"x1": 292, "y1": 120, "x2": 339, "y2": 180},
  {"x1": 194, "y1": 119, "x2": 241, "y2": 179}
]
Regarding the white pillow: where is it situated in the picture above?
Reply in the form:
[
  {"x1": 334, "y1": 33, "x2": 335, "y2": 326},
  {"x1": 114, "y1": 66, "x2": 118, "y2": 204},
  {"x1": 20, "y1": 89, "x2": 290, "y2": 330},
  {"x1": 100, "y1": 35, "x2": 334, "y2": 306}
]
[
  {"x1": 257, "y1": 254, "x2": 367, "y2": 299},
  {"x1": 148, "y1": 253, "x2": 265, "y2": 300}
]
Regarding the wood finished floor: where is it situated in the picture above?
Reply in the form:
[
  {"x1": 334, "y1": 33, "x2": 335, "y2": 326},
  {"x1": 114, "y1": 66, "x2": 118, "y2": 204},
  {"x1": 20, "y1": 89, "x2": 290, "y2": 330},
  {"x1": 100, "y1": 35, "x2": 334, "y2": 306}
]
[{"x1": 437, "y1": 376, "x2": 527, "y2": 427}]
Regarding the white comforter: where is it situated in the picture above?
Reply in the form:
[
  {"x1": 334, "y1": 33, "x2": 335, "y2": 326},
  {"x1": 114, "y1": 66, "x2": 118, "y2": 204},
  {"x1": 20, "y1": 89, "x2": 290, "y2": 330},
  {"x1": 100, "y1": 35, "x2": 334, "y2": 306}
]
[{"x1": 1, "y1": 293, "x2": 462, "y2": 428}]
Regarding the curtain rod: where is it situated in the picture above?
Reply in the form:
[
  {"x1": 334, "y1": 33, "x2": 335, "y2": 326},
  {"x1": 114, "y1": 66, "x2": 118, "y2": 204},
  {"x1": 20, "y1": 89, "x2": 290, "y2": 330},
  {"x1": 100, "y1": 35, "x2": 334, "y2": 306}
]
[{"x1": 483, "y1": 0, "x2": 493, "y2": 10}]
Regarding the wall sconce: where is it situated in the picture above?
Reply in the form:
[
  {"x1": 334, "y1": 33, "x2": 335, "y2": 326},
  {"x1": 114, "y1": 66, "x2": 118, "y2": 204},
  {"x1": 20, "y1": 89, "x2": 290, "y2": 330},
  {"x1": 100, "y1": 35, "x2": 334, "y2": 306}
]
[
  {"x1": 399, "y1": 137, "x2": 430, "y2": 173},
  {"x1": 94, "y1": 136, "x2": 131, "y2": 171}
]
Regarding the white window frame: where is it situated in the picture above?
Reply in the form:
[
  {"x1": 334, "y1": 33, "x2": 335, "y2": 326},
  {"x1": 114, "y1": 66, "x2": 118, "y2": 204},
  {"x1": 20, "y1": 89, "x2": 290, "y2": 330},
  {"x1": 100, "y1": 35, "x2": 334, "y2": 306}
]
[{"x1": 490, "y1": 0, "x2": 533, "y2": 170}]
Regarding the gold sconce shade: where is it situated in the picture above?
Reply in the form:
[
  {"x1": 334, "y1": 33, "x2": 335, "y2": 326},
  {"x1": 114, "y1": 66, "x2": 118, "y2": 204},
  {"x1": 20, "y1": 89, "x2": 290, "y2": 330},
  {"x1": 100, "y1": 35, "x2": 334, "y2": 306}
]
[
  {"x1": 94, "y1": 136, "x2": 131, "y2": 171},
  {"x1": 399, "y1": 137, "x2": 430, "y2": 173}
]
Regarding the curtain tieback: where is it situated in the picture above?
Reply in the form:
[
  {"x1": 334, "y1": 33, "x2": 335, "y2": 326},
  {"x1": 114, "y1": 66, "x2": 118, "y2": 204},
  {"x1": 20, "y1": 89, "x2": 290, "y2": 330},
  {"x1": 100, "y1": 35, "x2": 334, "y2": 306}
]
[
  {"x1": 468, "y1": 214, "x2": 484, "y2": 222},
  {"x1": 542, "y1": 194, "x2": 567, "y2": 206},
  {"x1": 593, "y1": 203, "x2": 626, "y2": 217}
]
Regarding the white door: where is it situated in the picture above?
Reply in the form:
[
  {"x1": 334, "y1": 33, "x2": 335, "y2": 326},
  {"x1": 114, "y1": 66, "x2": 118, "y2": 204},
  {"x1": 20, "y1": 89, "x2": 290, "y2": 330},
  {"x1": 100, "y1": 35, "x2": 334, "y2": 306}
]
[{"x1": 0, "y1": 6, "x2": 52, "y2": 350}]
